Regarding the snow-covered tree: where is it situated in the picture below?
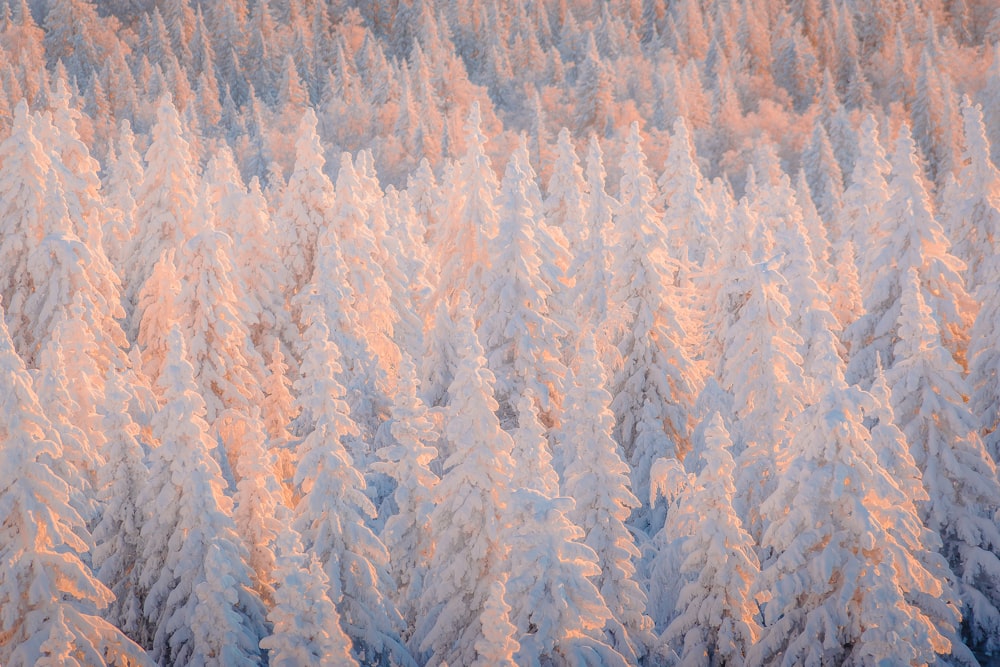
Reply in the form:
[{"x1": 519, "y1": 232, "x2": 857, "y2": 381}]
[
  {"x1": 135, "y1": 249, "x2": 179, "y2": 391},
  {"x1": 414, "y1": 296, "x2": 518, "y2": 667},
  {"x1": 720, "y1": 250, "x2": 808, "y2": 542},
  {"x1": 846, "y1": 123, "x2": 975, "y2": 385},
  {"x1": 971, "y1": 253, "x2": 1000, "y2": 463},
  {"x1": 471, "y1": 579, "x2": 520, "y2": 667},
  {"x1": 174, "y1": 224, "x2": 268, "y2": 481},
  {"x1": 568, "y1": 135, "x2": 617, "y2": 344},
  {"x1": 372, "y1": 353, "x2": 439, "y2": 631},
  {"x1": 506, "y1": 488, "x2": 629, "y2": 667},
  {"x1": 750, "y1": 319, "x2": 957, "y2": 666},
  {"x1": 941, "y1": 97, "x2": 1000, "y2": 293},
  {"x1": 658, "y1": 116, "x2": 717, "y2": 272},
  {"x1": 607, "y1": 123, "x2": 699, "y2": 523},
  {"x1": 661, "y1": 412, "x2": 760, "y2": 666},
  {"x1": 291, "y1": 302, "x2": 411, "y2": 667},
  {"x1": 433, "y1": 102, "x2": 500, "y2": 315},
  {"x1": 138, "y1": 327, "x2": 268, "y2": 666},
  {"x1": 102, "y1": 118, "x2": 143, "y2": 282},
  {"x1": 259, "y1": 527, "x2": 359, "y2": 667},
  {"x1": 476, "y1": 146, "x2": 567, "y2": 427},
  {"x1": 0, "y1": 305, "x2": 150, "y2": 667},
  {"x1": 887, "y1": 269, "x2": 1000, "y2": 658},
  {"x1": 275, "y1": 107, "x2": 336, "y2": 296},
  {"x1": 125, "y1": 94, "x2": 198, "y2": 318},
  {"x1": 559, "y1": 332, "x2": 653, "y2": 662},
  {"x1": 92, "y1": 367, "x2": 150, "y2": 647},
  {"x1": 0, "y1": 101, "x2": 53, "y2": 354}
]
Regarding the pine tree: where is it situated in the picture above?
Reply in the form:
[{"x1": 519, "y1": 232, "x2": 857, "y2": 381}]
[
  {"x1": 568, "y1": 135, "x2": 617, "y2": 340},
  {"x1": 749, "y1": 320, "x2": 956, "y2": 665},
  {"x1": 174, "y1": 224, "x2": 268, "y2": 484},
  {"x1": 662, "y1": 412, "x2": 760, "y2": 666},
  {"x1": 138, "y1": 328, "x2": 268, "y2": 666},
  {"x1": 125, "y1": 94, "x2": 198, "y2": 321},
  {"x1": 0, "y1": 304, "x2": 150, "y2": 667},
  {"x1": 544, "y1": 127, "x2": 589, "y2": 269},
  {"x1": 608, "y1": 123, "x2": 699, "y2": 523},
  {"x1": 658, "y1": 116, "x2": 717, "y2": 271},
  {"x1": 329, "y1": 152, "x2": 401, "y2": 383},
  {"x1": 720, "y1": 251, "x2": 808, "y2": 542},
  {"x1": 476, "y1": 146, "x2": 567, "y2": 427},
  {"x1": 887, "y1": 269, "x2": 1000, "y2": 658},
  {"x1": 103, "y1": 119, "x2": 143, "y2": 277},
  {"x1": 971, "y1": 253, "x2": 1000, "y2": 463},
  {"x1": 941, "y1": 97, "x2": 1000, "y2": 293},
  {"x1": 291, "y1": 302, "x2": 412, "y2": 667},
  {"x1": 846, "y1": 123, "x2": 975, "y2": 385},
  {"x1": 372, "y1": 353, "x2": 440, "y2": 632},
  {"x1": 92, "y1": 367, "x2": 150, "y2": 647},
  {"x1": 433, "y1": 102, "x2": 500, "y2": 315},
  {"x1": 472, "y1": 579, "x2": 520, "y2": 667},
  {"x1": 414, "y1": 297, "x2": 518, "y2": 667},
  {"x1": 505, "y1": 487, "x2": 629, "y2": 667},
  {"x1": 275, "y1": 107, "x2": 336, "y2": 296},
  {"x1": 559, "y1": 332, "x2": 653, "y2": 662},
  {"x1": 801, "y1": 122, "x2": 844, "y2": 227},
  {"x1": 259, "y1": 527, "x2": 359, "y2": 667},
  {"x1": 0, "y1": 101, "x2": 52, "y2": 354},
  {"x1": 135, "y1": 249, "x2": 179, "y2": 391}
]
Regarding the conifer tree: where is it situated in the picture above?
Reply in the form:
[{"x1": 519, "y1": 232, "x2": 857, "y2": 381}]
[
  {"x1": 942, "y1": 98, "x2": 1000, "y2": 293},
  {"x1": 887, "y1": 270, "x2": 1000, "y2": 658},
  {"x1": 477, "y1": 146, "x2": 567, "y2": 427},
  {"x1": 126, "y1": 94, "x2": 198, "y2": 320},
  {"x1": 135, "y1": 249, "x2": 179, "y2": 392},
  {"x1": 801, "y1": 121, "x2": 844, "y2": 226},
  {"x1": 175, "y1": 223, "x2": 268, "y2": 482},
  {"x1": 544, "y1": 127, "x2": 589, "y2": 267},
  {"x1": 433, "y1": 102, "x2": 499, "y2": 315},
  {"x1": 971, "y1": 254, "x2": 1000, "y2": 463},
  {"x1": 291, "y1": 302, "x2": 411, "y2": 667},
  {"x1": 472, "y1": 579, "x2": 520, "y2": 667},
  {"x1": 568, "y1": 135, "x2": 617, "y2": 339},
  {"x1": 0, "y1": 101, "x2": 52, "y2": 353},
  {"x1": 260, "y1": 527, "x2": 359, "y2": 667},
  {"x1": 720, "y1": 251, "x2": 808, "y2": 542},
  {"x1": 846, "y1": 124, "x2": 974, "y2": 385},
  {"x1": 92, "y1": 367, "x2": 150, "y2": 647},
  {"x1": 658, "y1": 116, "x2": 717, "y2": 272},
  {"x1": 414, "y1": 297, "x2": 518, "y2": 667},
  {"x1": 372, "y1": 353, "x2": 440, "y2": 632},
  {"x1": 275, "y1": 107, "x2": 336, "y2": 296},
  {"x1": 559, "y1": 332, "x2": 653, "y2": 662},
  {"x1": 662, "y1": 413, "x2": 760, "y2": 666},
  {"x1": 750, "y1": 321, "x2": 957, "y2": 665},
  {"x1": 837, "y1": 114, "x2": 890, "y2": 269},
  {"x1": 30, "y1": 314, "x2": 101, "y2": 528},
  {"x1": 329, "y1": 152, "x2": 400, "y2": 377},
  {"x1": 262, "y1": 338, "x2": 298, "y2": 505},
  {"x1": 138, "y1": 328, "x2": 268, "y2": 666},
  {"x1": 103, "y1": 119, "x2": 143, "y2": 277},
  {"x1": 0, "y1": 305, "x2": 150, "y2": 667},
  {"x1": 505, "y1": 486, "x2": 629, "y2": 667},
  {"x1": 608, "y1": 123, "x2": 699, "y2": 522}
]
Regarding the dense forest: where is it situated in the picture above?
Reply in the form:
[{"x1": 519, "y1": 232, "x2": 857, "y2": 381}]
[{"x1": 2, "y1": 0, "x2": 1000, "y2": 664}]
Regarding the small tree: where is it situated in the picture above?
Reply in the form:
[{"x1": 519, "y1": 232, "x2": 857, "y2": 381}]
[
  {"x1": 0, "y1": 305, "x2": 150, "y2": 667},
  {"x1": 662, "y1": 412, "x2": 760, "y2": 666}
]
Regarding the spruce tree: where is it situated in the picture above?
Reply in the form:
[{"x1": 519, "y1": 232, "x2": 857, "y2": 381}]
[
  {"x1": 138, "y1": 328, "x2": 268, "y2": 665},
  {"x1": 608, "y1": 123, "x2": 699, "y2": 524},
  {"x1": 887, "y1": 270, "x2": 1000, "y2": 659},
  {"x1": 0, "y1": 305, "x2": 149, "y2": 667}
]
